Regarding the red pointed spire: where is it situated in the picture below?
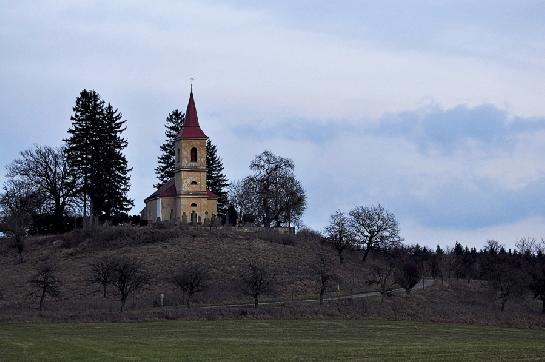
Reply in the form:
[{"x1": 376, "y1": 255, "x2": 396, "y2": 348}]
[{"x1": 179, "y1": 88, "x2": 208, "y2": 139}]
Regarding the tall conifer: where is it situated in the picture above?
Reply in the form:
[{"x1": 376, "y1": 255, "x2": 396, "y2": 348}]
[
  {"x1": 101, "y1": 103, "x2": 133, "y2": 217},
  {"x1": 155, "y1": 110, "x2": 184, "y2": 187},
  {"x1": 65, "y1": 89, "x2": 103, "y2": 217},
  {"x1": 65, "y1": 89, "x2": 133, "y2": 219},
  {"x1": 206, "y1": 140, "x2": 229, "y2": 217}
]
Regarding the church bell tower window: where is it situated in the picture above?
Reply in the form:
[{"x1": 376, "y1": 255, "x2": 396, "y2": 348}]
[{"x1": 191, "y1": 147, "x2": 198, "y2": 162}]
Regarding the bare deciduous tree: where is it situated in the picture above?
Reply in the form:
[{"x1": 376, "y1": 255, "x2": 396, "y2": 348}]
[
  {"x1": 278, "y1": 176, "x2": 306, "y2": 228},
  {"x1": 6, "y1": 145, "x2": 78, "y2": 232},
  {"x1": 111, "y1": 257, "x2": 149, "y2": 311},
  {"x1": 487, "y1": 260, "x2": 526, "y2": 312},
  {"x1": 438, "y1": 249, "x2": 455, "y2": 285},
  {"x1": 516, "y1": 237, "x2": 545, "y2": 256},
  {"x1": 368, "y1": 259, "x2": 398, "y2": 301},
  {"x1": 230, "y1": 151, "x2": 306, "y2": 228},
  {"x1": 349, "y1": 204, "x2": 402, "y2": 262},
  {"x1": 172, "y1": 263, "x2": 210, "y2": 308},
  {"x1": 228, "y1": 180, "x2": 249, "y2": 225},
  {"x1": 29, "y1": 263, "x2": 61, "y2": 311},
  {"x1": 483, "y1": 240, "x2": 504, "y2": 255},
  {"x1": 314, "y1": 251, "x2": 336, "y2": 305},
  {"x1": 529, "y1": 262, "x2": 545, "y2": 314},
  {"x1": 240, "y1": 261, "x2": 274, "y2": 308},
  {"x1": 325, "y1": 210, "x2": 353, "y2": 264},
  {"x1": 0, "y1": 181, "x2": 40, "y2": 263},
  {"x1": 90, "y1": 257, "x2": 117, "y2": 298}
]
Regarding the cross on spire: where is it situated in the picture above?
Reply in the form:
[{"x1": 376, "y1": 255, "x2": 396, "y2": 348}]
[{"x1": 189, "y1": 77, "x2": 195, "y2": 93}]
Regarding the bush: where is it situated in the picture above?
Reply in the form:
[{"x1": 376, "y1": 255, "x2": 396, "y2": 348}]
[
  {"x1": 395, "y1": 260, "x2": 421, "y2": 294},
  {"x1": 257, "y1": 229, "x2": 296, "y2": 246},
  {"x1": 60, "y1": 224, "x2": 184, "y2": 250},
  {"x1": 295, "y1": 227, "x2": 322, "y2": 243},
  {"x1": 172, "y1": 263, "x2": 210, "y2": 308}
]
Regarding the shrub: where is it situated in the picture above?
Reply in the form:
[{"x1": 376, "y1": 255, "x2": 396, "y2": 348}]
[
  {"x1": 296, "y1": 227, "x2": 322, "y2": 243},
  {"x1": 111, "y1": 256, "x2": 150, "y2": 311},
  {"x1": 89, "y1": 256, "x2": 118, "y2": 298},
  {"x1": 171, "y1": 263, "x2": 210, "y2": 308},
  {"x1": 257, "y1": 229, "x2": 296, "y2": 246},
  {"x1": 240, "y1": 261, "x2": 275, "y2": 308},
  {"x1": 395, "y1": 260, "x2": 421, "y2": 294},
  {"x1": 29, "y1": 262, "x2": 61, "y2": 311}
]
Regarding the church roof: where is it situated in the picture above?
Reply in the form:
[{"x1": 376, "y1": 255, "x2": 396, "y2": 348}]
[
  {"x1": 178, "y1": 89, "x2": 208, "y2": 139},
  {"x1": 145, "y1": 178, "x2": 177, "y2": 200},
  {"x1": 145, "y1": 178, "x2": 219, "y2": 200}
]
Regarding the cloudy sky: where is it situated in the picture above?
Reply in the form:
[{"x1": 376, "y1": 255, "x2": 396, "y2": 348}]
[{"x1": 1, "y1": 0, "x2": 545, "y2": 248}]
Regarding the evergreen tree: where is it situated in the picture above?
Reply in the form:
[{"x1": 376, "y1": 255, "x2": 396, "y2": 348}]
[
  {"x1": 65, "y1": 89, "x2": 133, "y2": 219},
  {"x1": 155, "y1": 110, "x2": 184, "y2": 187},
  {"x1": 206, "y1": 139, "x2": 229, "y2": 217},
  {"x1": 65, "y1": 89, "x2": 103, "y2": 217},
  {"x1": 100, "y1": 103, "x2": 133, "y2": 217}
]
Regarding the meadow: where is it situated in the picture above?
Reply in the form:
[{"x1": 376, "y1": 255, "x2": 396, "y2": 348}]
[{"x1": 1, "y1": 319, "x2": 545, "y2": 361}]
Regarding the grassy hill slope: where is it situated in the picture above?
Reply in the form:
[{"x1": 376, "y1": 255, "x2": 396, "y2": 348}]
[{"x1": 1, "y1": 225, "x2": 545, "y2": 327}]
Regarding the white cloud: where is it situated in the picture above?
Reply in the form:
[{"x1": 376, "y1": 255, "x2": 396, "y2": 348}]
[
  {"x1": 1, "y1": 0, "x2": 545, "y2": 248},
  {"x1": 2, "y1": 0, "x2": 545, "y2": 121}
]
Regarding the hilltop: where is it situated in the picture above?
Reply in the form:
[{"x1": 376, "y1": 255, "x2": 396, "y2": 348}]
[{"x1": 0, "y1": 225, "x2": 544, "y2": 328}]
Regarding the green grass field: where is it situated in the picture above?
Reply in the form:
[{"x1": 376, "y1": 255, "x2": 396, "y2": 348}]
[{"x1": 1, "y1": 319, "x2": 545, "y2": 361}]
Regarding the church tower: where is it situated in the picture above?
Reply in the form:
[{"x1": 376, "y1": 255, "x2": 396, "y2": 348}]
[
  {"x1": 143, "y1": 88, "x2": 218, "y2": 223},
  {"x1": 174, "y1": 88, "x2": 218, "y2": 222}
]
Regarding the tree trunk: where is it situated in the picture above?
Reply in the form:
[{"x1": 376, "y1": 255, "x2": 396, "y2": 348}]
[
  {"x1": 287, "y1": 209, "x2": 291, "y2": 229},
  {"x1": 54, "y1": 197, "x2": 64, "y2": 232},
  {"x1": 89, "y1": 199, "x2": 94, "y2": 227},
  {"x1": 542, "y1": 298, "x2": 545, "y2": 314},
  {"x1": 319, "y1": 288, "x2": 325, "y2": 305},
  {"x1": 186, "y1": 295, "x2": 191, "y2": 309},
  {"x1": 39, "y1": 289, "x2": 46, "y2": 312},
  {"x1": 83, "y1": 186, "x2": 87, "y2": 219},
  {"x1": 103, "y1": 284, "x2": 107, "y2": 298},
  {"x1": 15, "y1": 237, "x2": 24, "y2": 263},
  {"x1": 120, "y1": 297, "x2": 126, "y2": 312},
  {"x1": 362, "y1": 246, "x2": 371, "y2": 262},
  {"x1": 338, "y1": 250, "x2": 344, "y2": 264},
  {"x1": 501, "y1": 299, "x2": 506, "y2": 312},
  {"x1": 254, "y1": 295, "x2": 259, "y2": 308}
]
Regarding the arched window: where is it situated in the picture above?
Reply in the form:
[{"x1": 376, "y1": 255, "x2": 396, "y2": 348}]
[
  {"x1": 191, "y1": 180, "x2": 198, "y2": 185},
  {"x1": 191, "y1": 203, "x2": 197, "y2": 207},
  {"x1": 190, "y1": 147, "x2": 197, "y2": 162}
]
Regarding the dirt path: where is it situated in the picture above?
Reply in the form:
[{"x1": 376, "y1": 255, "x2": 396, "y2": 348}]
[{"x1": 200, "y1": 278, "x2": 435, "y2": 309}]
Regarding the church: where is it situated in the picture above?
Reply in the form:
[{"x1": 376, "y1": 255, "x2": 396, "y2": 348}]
[{"x1": 142, "y1": 89, "x2": 218, "y2": 223}]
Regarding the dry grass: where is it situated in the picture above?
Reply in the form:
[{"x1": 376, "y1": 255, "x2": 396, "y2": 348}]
[
  {"x1": 1, "y1": 226, "x2": 545, "y2": 327},
  {"x1": 0, "y1": 225, "x2": 369, "y2": 321}
]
